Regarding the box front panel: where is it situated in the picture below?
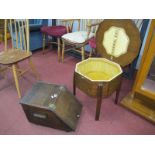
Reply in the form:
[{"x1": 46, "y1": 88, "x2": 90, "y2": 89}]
[{"x1": 22, "y1": 105, "x2": 72, "y2": 131}]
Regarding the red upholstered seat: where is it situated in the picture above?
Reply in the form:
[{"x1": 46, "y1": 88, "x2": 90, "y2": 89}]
[
  {"x1": 41, "y1": 26, "x2": 67, "y2": 37},
  {"x1": 89, "y1": 37, "x2": 96, "y2": 49}
]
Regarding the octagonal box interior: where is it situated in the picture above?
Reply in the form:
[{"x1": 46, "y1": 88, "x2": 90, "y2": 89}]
[
  {"x1": 75, "y1": 58, "x2": 122, "y2": 98},
  {"x1": 20, "y1": 81, "x2": 82, "y2": 132}
]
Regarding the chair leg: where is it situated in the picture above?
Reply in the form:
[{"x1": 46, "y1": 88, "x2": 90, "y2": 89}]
[
  {"x1": 89, "y1": 48, "x2": 92, "y2": 57},
  {"x1": 62, "y1": 40, "x2": 65, "y2": 63},
  {"x1": 12, "y1": 64, "x2": 21, "y2": 98},
  {"x1": 28, "y1": 58, "x2": 40, "y2": 80},
  {"x1": 81, "y1": 46, "x2": 85, "y2": 61},
  {"x1": 42, "y1": 34, "x2": 46, "y2": 54},
  {"x1": 57, "y1": 38, "x2": 61, "y2": 62}
]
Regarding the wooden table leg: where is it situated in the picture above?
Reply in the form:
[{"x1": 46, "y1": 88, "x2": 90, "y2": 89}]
[
  {"x1": 115, "y1": 77, "x2": 122, "y2": 104},
  {"x1": 95, "y1": 83, "x2": 103, "y2": 121}
]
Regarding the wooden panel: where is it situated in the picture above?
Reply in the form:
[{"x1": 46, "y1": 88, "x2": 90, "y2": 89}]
[
  {"x1": 22, "y1": 104, "x2": 71, "y2": 131},
  {"x1": 120, "y1": 92, "x2": 155, "y2": 124},
  {"x1": 74, "y1": 71, "x2": 121, "y2": 98},
  {"x1": 121, "y1": 20, "x2": 155, "y2": 124},
  {"x1": 132, "y1": 20, "x2": 155, "y2": 94}
]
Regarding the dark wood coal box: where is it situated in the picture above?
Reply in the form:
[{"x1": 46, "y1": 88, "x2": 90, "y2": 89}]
[{"x1": 20, "y1": 81, "x2": 82, "y2": 132}]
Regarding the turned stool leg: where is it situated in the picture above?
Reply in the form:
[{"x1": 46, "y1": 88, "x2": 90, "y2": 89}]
[{"x1": 95, "y1": 83, "x2": 103, "y2": 121}]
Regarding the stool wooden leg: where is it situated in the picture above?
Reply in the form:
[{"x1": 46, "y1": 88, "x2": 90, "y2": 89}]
[
  {"x1": 12, "y1": 64, "x2": 21, "y2": 98},
  {"x1": 57, "y1": 38, "x2": 61, "y2": 62},
  {"x1": 62, "y1": 40, "x2": 65, "y2": 63},
  {"x1": 73, "y1": 72, "x2": 76, "y2": 95},
  {"x1": 81, "y1": 46, "x2": 85, "y2": 61},
  {"x1": 95, "y1": 83, "x2": 103, "y2": 121},
  {"x1": 29, "y1": 58, "x2": 40, "y2": 80},
  {"x1": 115, "y1": 79, "x2": 122, "y2": 104},
  {"x1": 42, "y1": 34, "x2": 46, "y2": 54}
]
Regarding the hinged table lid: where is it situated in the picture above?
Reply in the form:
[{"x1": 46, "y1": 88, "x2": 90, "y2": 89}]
[{"x1": 96, "y1": 19, "x2": 141, "y2": 67}]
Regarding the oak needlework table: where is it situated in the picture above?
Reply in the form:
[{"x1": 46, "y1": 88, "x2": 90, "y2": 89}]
[{"x1": 73, "y1": 19, "x2": 141, "y2": 121}]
